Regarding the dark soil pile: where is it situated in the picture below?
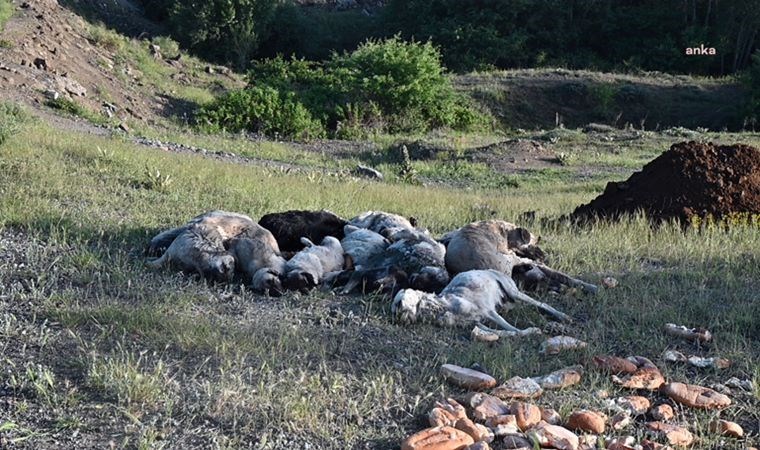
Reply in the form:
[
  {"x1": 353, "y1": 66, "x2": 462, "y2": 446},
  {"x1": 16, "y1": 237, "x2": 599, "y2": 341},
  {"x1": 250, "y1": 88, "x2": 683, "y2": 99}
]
[{"x1": 571, "y1": 141, "x2": 760, "y2": 222}]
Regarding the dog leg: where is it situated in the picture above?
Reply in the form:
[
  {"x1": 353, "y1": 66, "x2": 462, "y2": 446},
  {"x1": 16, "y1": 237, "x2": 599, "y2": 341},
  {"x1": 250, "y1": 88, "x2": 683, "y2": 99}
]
[
  {"x1": 147, "y1": 226, "x2": 187, "y2": 256},
  {"x1": 511, "y1": 289, "x2": 572, "y2": 323},
  {"x1": 493, "y1": 271, "x2": 572, "y2": 322},
  {"x1": 300, "y1": 237, "x2": 315, "y2": 247},
  {"x1": 476, "y1": 323, "x2": 542, "y2": 337},
  {"x1": 484, "y1": 310, "x2": 522, "y2": 332},
  {"x1": 340, "y1": 271, "x2": 364, "y2": 294},
  {"x1": 145, "y1": 253, "x2": 168, "y2": 269},
  {"x1": 515, "y1": 257, "x2": 598, "y2": 294}
]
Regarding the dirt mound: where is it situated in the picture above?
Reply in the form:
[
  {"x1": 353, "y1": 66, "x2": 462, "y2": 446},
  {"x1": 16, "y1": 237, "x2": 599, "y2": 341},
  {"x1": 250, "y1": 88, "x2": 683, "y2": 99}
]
[{"x1": 571, "y1": 141, "x2": 760, "y2": 222}]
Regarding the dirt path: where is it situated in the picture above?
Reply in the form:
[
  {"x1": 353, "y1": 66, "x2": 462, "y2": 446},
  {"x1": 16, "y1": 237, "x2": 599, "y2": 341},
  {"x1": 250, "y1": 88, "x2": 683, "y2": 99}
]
[{"x1": 35, "y1": 108, "x2": 348, "y2": 175}]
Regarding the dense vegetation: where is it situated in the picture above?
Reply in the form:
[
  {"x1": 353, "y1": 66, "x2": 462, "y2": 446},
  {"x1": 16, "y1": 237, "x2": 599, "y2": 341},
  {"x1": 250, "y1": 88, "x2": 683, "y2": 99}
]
[
  {"x1": 384, "y1": 0, "x2": 760, "y2": 75},
  {"x1": 197, "y1": 38, "x2": 484, "y2": 138},
  {"x1": 747, "y1": 51, "x2": 760, "y2": 127},
  {"x1": 139, "y1": 0, "x2": 759, "y2": 77}
]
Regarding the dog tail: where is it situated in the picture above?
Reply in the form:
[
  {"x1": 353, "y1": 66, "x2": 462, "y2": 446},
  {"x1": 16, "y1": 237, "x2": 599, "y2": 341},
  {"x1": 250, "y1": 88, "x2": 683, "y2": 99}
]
[
  {"x1": 147, "y1": 226, "x2": 187, "y2": 256},
  {"x1": 145, "y1": 253, "x2": 169, "y2": 270}
]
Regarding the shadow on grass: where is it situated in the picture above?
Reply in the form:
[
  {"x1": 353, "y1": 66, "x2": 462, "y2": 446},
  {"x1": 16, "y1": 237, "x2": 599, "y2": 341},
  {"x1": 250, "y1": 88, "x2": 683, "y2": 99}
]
[{"x1": 156, "y1": 93, "x2": 202, "y2": 124}]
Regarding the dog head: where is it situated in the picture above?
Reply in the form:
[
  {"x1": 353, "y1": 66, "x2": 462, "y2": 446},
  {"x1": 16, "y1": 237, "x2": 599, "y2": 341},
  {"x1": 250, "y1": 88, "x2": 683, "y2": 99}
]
[
  {"x1": 392, "y1": 289, "x2": 425, "y2": 324},
  {"x1": 206, "y1": 254, "x2": 235, "y2": 281},
  {"x1": 409, "y1": 266, "x2": 450, "y2": 293},
  {"x1": 252, "y1": 267, "x2": 284, "y2": 296},
  {"x1": 284, "y1": 271, "x2": 318, "y2": 293},
  {"x1": 506, "y1": 226, "x2": 538, "y2": 248}
]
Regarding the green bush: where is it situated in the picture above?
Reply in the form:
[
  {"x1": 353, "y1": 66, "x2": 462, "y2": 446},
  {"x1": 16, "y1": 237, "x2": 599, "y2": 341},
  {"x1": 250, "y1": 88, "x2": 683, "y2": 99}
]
[
  {"x1": 332, "y1": 37, "x2": 476, "y2": 132},
  {"x1": 746, "y1": 51, "x2": 760, "y2": 127},
  {"x1": 200, "y1": 38, "x2": 486, "y2": 139},
  {"x1": 197, "y1": 86, "x2": 324, "y2": 140}
]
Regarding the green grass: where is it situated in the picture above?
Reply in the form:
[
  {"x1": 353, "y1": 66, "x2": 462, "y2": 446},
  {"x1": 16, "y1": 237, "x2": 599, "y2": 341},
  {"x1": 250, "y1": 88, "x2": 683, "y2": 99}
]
[
  {"x1": 45, "y1": 97, "x2": 114, "y2": 126},
  {"x1": 0, "y1": 120, "x2": 758, "y2": 448},
  {"x1": 0, "y1": 0, "x2": 13, "y2": 31}
]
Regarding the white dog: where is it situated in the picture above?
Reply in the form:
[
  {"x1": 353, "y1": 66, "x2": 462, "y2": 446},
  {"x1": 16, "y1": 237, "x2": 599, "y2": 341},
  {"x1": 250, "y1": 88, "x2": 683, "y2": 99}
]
[
  {"x1": 349, "y1": 211, "x2": 417, "y2": 239},
  {"x1": 284, "y1": 236, "x2": 345, "y2": 292},
  {"x1": 392, "y1": 269, "x2": 571, "y2": 332},
  {"x1": 340, "y1": 224, "x2": 389, "y2": 270}
]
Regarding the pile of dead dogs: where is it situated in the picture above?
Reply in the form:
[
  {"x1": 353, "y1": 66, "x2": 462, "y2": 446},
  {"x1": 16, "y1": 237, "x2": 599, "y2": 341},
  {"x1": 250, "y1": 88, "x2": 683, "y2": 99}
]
[{"x1": 147, "y1": 210, "x2": 597, "y2": 332}]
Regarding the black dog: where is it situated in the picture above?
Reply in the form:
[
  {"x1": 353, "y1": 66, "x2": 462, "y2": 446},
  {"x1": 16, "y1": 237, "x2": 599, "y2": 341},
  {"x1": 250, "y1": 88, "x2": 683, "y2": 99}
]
[{"x1": 258, "y1": 210, "x2": 347, "y2": 252}]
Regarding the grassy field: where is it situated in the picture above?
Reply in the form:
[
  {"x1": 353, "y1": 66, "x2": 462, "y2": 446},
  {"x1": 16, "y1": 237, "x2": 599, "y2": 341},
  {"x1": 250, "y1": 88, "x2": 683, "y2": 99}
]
[{"x1": 0, "y1": 113, "x2": 759, "y2": 449}]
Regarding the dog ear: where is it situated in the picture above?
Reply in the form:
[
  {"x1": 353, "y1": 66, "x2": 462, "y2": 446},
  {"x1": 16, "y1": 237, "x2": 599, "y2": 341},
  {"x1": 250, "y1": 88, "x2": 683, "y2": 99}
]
[
  {"x1": 408, "y1": 217, "x2": 418, "y2": 227},
  {"x1": 344, "y1": 254, "x2": 355, "y2": 270},
  {"x1": 304, "y1": 272, "x2": 317, "y2": 287},
  {"x1": 267, "y1": 276, "x2": 284, "y2": 297},
  {"x1": 516, "y1": 227, "x2": 532, "y2": 245}
]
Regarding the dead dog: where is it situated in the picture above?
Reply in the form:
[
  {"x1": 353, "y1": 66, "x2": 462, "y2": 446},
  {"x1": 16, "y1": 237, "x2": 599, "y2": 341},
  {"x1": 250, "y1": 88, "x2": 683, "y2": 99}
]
[
  {"x1": 348, "y1": 211, "x2": 418, "y2": 239},
  {"x1": 148, "y1": 210, "x2": 286, "y2": 291},
  {"x1": 392, "y1": 269, "x2": 570, "y2": 333},
  {"x1": 442, "y1": 220, "x2": 596, "y2": 294},
  {"x1": 228, "y1": 234, "x2": 286, "y2": 295},
  {"x1": 283, "y1": 236, "x2": 345, "y2": 292},
  {"x1": 146, "y1": 223, "x2": 235, "y2": 282},
  {"x1": 259, "y1": 210, "x2": 347, "y2": 253},
  {"x1": 147, "y1": 210, "x2": 258, "y2": 257},
  {"x1": 335, "y1": 229, "x2": 448, "y2": 295}
]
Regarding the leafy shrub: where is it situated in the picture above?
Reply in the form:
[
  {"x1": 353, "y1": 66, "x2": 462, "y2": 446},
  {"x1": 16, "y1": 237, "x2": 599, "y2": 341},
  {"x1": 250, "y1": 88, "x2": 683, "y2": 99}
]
[
  {"x1": 87, "y1": 25, "x2": 125, "y2": 52},
  {"x1": 745, "y1": 51, "x2": 760, "y2": 127},
  {"x1": 332, "y1": 37, "x2": 479, "y2": 132},
  {"x1": 151, "y1": 36, "x2": 180, "y2": 58},
  {"x1": 200, "y1": 38, "x2": 486, "y2": 139},
  {"x1": 197, "y1": 86, "x2": 325, "y2": 140}
]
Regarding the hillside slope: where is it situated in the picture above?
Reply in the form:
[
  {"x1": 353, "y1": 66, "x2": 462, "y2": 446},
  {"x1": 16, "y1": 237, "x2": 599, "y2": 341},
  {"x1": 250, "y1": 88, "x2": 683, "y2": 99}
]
[
  {"x1": 460, "y1": 69, "x2": 747, "y2": 131},
  {"x1": 1, "y1": 0, "x2": 749, "y2": 133},
  {"x1": 0, "y1": 0, "x2": 243, "y2": 126}
]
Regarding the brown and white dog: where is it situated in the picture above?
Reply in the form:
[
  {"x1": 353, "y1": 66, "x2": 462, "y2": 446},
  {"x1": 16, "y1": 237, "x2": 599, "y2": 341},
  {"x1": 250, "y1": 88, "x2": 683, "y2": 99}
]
[
  {"x1": 392, "y1": 269, "x2": 570, "y2": 333},
  {"x1": 146, "y1": 222, "x2": 235, "y2": 282},
  {"x1": 147, "y1": 210, "x2": 285, "y2": 293}
]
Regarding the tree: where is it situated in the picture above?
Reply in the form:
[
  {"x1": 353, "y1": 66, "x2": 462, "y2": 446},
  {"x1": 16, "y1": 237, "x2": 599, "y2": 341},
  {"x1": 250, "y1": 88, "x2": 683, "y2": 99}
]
[{"x1": 169, "y1": 0, "x2": 281, "y2": 70}]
